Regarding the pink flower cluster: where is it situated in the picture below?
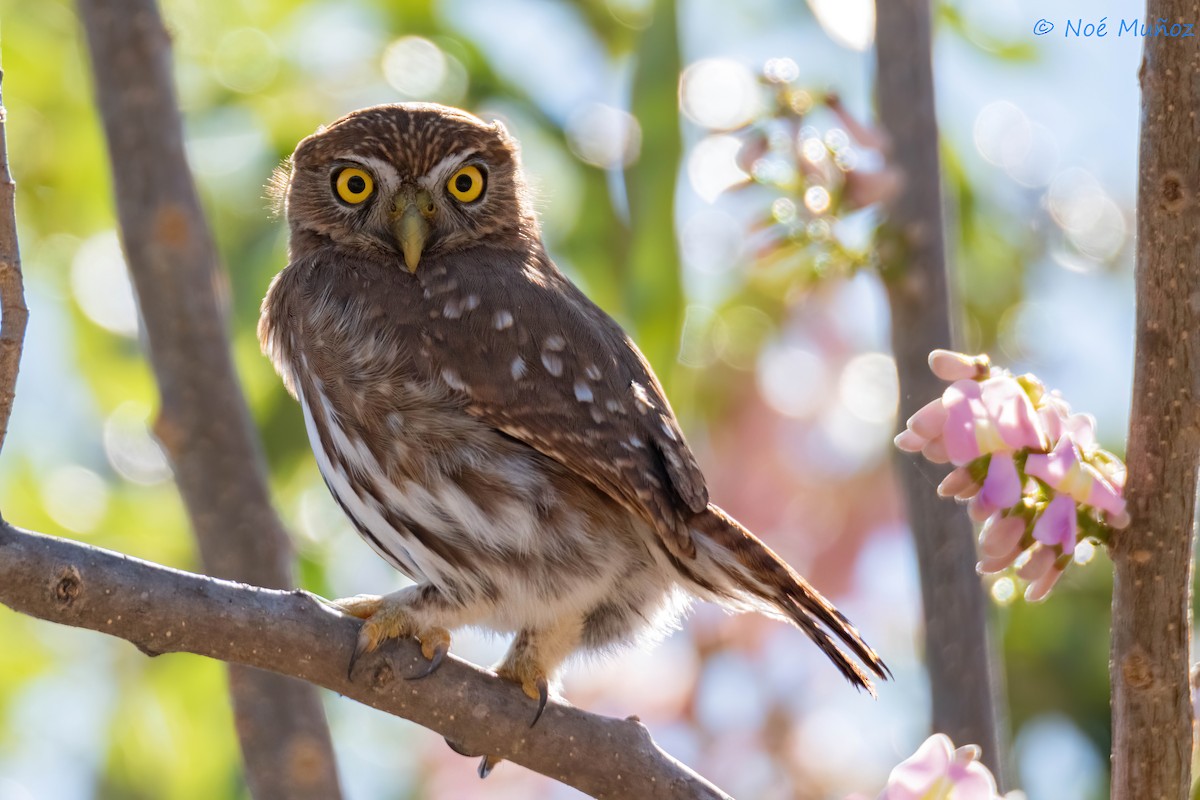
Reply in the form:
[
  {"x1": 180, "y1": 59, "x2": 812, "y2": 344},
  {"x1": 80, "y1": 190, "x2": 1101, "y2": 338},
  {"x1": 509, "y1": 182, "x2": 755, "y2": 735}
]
[
  {"x1": 895, "y1": 350, "x2": 1128, "y2": 601},
  {"x1": 844, "y1": 733, "x2": 1012, "y2": 800}
]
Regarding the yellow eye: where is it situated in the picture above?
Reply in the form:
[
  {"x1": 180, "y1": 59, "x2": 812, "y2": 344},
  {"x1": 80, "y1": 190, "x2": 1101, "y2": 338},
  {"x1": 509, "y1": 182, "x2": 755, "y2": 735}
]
[
  {"x1": 335, "y1": 167, "x2": 374, "y2": 204},
  {"x1": 447, "y1": 165, "x2": 485, "y2": 203}
]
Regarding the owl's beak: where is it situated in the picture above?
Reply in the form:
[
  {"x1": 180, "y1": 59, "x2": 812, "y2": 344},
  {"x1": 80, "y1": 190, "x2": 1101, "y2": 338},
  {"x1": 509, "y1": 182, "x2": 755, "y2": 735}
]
[{"x1": 392, "y1": 189, "x2": 434, "y2": 272}]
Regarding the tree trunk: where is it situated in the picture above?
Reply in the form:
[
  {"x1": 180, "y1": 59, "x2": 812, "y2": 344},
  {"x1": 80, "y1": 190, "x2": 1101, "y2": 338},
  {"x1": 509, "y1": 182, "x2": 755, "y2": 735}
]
[
  {"x1": 0, "y1": 71, "x2": 28, "y2": 456},
  {"x1": 75, "y1": 2, "x2": 343, "y2": 797},
  {"x1": 1109, "y1": 3, "x2": 1200, "y2": 797},
  {"x1": 874, "y1": 0, "x2": 1005, "y2": 778}
]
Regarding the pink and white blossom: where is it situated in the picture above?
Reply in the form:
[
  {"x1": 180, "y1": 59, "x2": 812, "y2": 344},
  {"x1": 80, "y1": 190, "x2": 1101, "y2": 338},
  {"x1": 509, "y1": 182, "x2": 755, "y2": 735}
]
[
  {"x1": 895, "y1": 349, "x2": 1127, "y2": 601},
  {"x1": 978, "y1": 514, "x2": 1025, "y2": 562},
  {"x1": 874, "y1": 733, "x2": 1006, "y2": 800},
  {"x1": 928, "y1": 349, "x2": 990, "y2": 382},
  {"x1": 1031, "y1": 493, "x2": 1078, "y2": 552},
  {"x1": 970, "y1": 454, "x2": 1023, "y2": 519},
  {"x1": 1026, "y1": 437, "x2": 1126, "y2": 518},
  {"x1": 941, "y1": 377, "x2": 1046, "y2": 465},
  {"x1": 938, "y1": 466, "x2": 981, "y2": 500}
]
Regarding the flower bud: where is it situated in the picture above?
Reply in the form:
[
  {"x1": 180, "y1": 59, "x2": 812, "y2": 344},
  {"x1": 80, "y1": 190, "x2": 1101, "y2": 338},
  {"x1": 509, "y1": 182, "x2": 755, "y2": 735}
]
[
  {"x1": 894, "y1": 428, "x2": 927, "y2": 453},
  {"x1": 1025, "y1": 565, "x2": 1065, "y2": 602},
  {"x1": 979, "y1": 514, "x2": 1025, "y2": 559},
  {"x1": 928, "y1": 349, "x2": 989, "y2": 382},
  {"x1": 1017, "y1": 544, "x2": 1056, "y2": 582},
  {"x1": 938, "y1": 467, "x2": 980, "y2": 499},
  {"x1": 907, "y1": 397, "x2": 948, "y2": 439},
  {"x1": 922, "y1": 437, "x2": 950, "y2": 464}
]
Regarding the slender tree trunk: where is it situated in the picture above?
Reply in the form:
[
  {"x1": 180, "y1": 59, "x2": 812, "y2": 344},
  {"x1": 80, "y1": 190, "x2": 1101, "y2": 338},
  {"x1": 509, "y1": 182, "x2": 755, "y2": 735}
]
[
  {"x1": 627, "y1": 0, "x2": 684, "y2": 382},
  {"x1": 75, "y1": 2, "x2": 343, "y2": 797},
  {"x1": 0, "y1": 71, "x2": 27, "y2": 456},
  {"x1": 874, "y1": 0, "x2": 1005, "y2": 777},
  {"x1": 1109, "y1": 3, "x2": 1200, "y2": 797}
]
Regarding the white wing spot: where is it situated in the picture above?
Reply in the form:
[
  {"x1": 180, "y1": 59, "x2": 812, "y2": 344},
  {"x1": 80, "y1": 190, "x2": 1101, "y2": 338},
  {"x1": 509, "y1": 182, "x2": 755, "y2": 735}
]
[
  {"x1": 441, "y1": 368, "x2": 467, "y2": 391},
  {"x1": 574, "y1": 381, "x2": 594, "y2": 402},
  {"x1": 585, "y1": 364, "x2": 602, "y2": 381},
  {"x1": 443, "y1": 299, "x2": 463, "y2": 319},
  {"x1": 511, "y1": 357, "x2": 527, "y2": 380},
  {"x1": 628, "y1": 435, "x2": 644, "y2": 448},
  {"x1": 544, "y1": 334, "x2": 566, "y2": 351},
  {"x1": 590, "y1": 406, "x2": 606, "y2": 424},
  {"x1": 660, "y1": 421, "x2": 678, "y2": 441},
  {"x1": 631, "y1": 381, "x2": 654, "y2": 412},
  {"x1": 605, "y1": 399, "x2": 627, "y2": 414},
  {"x1": 542, "y1": 352, "x2": 564, "y2": 377},
  {"x1": 494, "y1": 310, "x2": 514, "y2": 330},
  {"x1": 465, "y1": 294, "x2": 480, "y2": 311}
]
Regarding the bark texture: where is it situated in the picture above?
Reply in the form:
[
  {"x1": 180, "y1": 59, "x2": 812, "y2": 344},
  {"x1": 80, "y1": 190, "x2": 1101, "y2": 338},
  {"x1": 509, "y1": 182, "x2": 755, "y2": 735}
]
[
  {"x1": 874, "y1": 0, "x2": 1004, "y2": 776},
  {"x1": 74, "y1": 1, "x2": 342, "y2": 796},
  {"x1": 0, "y1": 71, "x2": 27, "y2": 456},
  {"x1": 0, "y1": 521, "x2": 732, "y2": 800},
  {"x1": 1109, "y1": 5, "x2": 1200, "y2": 797}
]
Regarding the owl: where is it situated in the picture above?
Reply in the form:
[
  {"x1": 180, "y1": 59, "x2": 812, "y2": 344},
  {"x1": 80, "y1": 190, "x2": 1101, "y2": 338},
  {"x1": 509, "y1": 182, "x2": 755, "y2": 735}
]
[{"x1": 259, "y1": 103, "x2": 887, "y2": 774}]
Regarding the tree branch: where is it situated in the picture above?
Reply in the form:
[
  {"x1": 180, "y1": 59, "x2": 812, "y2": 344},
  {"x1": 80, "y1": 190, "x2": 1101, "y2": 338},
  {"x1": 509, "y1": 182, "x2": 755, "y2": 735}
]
[
  {"x1": 74, "y1": 1, "x2": 341, "y2": 795},
  {"x1": 0, "y1": 70, "x2": 28, "y2": 456},
  {"x1": 1110, "y1": 2, "x2": 1200, "y2": 796},
  {"x1": 873, "y1": 0, "x2": 1006, "y2": 778},
  {"x1": 0, "y1": 521, "x2": 731, "y2": 800}
]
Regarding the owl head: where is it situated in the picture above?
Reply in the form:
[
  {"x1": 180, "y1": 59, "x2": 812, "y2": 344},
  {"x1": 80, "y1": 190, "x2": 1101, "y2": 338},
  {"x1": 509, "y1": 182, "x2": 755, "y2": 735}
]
[{"x1": 277, "y1": 103, "x2": 536, "y2": 270}]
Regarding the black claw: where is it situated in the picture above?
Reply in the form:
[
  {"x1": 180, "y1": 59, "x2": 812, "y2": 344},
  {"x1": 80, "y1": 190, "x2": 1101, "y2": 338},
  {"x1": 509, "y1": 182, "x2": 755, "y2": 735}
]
[
  {"x1": 529, "y1": 675, "x2": 549, "y2": 728},
  {"x1": 406, "y1": 641, "x2": 448, "y2": 680},
  {"x1": 478, "y1": 755, "x2": 501, "y2": 779},
  {"x1": 444, "y1": 737, "x2": 479, "y2": 758}
]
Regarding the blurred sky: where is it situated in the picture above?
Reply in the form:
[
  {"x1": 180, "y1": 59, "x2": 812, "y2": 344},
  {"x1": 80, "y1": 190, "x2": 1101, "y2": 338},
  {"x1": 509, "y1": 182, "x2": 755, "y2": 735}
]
[{"x1": 0, "y1": 0, "x2": 1145, "y2": 798}]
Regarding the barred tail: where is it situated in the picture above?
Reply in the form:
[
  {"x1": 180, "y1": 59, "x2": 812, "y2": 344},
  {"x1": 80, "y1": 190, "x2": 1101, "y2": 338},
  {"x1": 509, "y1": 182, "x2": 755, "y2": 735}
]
[{"x1": 689, "y1": 504, "x2": 891, "y2": 694}]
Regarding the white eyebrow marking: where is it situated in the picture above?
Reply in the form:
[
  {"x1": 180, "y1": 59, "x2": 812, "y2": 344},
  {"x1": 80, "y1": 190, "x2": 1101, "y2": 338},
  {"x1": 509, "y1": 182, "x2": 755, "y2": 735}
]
[
  {"x1": 418, "y1": 148, "x2": 479, "y2": 188},
  {"x1": 333, "y1": 154, "x2": 400, "y2": 192}
]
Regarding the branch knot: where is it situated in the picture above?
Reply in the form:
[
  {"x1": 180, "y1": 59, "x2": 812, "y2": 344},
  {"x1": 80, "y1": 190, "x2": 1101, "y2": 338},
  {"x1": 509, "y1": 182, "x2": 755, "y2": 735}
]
[{"x1": 52, "y1": 565, "x2": 83, "y2": 608}]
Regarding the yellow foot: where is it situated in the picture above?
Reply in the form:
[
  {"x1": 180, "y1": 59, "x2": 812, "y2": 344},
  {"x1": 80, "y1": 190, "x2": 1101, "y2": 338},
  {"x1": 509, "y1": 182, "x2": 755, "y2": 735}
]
[
  {"x1": 445, "y1": 662, "x2": 549, "y2": 779},
  {"x1": 409, "y1": 627, "x2": 451, "y2": 680},
  {"x1": 333, "y1": 594, "x2": 451, "y2": 681},
  {"x1": 465, "y1": 661, "x2": 548, "y2": 780},
  {"x1": 496, "y1": 662, "x2": 551, "y2": 728},
  {"x1": 332, "y1": 593, "x2": 383, "y2": 619}
]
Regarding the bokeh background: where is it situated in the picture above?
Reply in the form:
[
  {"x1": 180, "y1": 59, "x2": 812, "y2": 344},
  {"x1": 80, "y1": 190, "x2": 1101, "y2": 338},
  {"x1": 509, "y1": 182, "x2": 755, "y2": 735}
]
[{"x1": 0, "y1": 0, "x2": 1141, "y2": 798}]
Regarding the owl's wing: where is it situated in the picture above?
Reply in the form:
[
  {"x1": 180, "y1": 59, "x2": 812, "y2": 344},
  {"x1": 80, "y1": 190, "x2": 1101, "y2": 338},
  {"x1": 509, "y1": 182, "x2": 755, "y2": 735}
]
[{"x1": 417, "y1": 250, "x2": 709, "y2": 560}]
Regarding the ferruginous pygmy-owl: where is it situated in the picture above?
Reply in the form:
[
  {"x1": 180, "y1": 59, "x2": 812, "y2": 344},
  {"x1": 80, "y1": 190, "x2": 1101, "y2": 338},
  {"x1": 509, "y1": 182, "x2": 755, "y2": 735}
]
[{"x1": 259, "y1": 103, "x2": 888, "y2": 772}]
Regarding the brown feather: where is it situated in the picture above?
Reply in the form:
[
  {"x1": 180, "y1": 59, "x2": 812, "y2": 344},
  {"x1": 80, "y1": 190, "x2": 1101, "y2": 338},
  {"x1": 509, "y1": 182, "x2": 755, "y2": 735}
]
[{"x1": 692, "y1": 505, "x2": 891, "y2": 693}]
